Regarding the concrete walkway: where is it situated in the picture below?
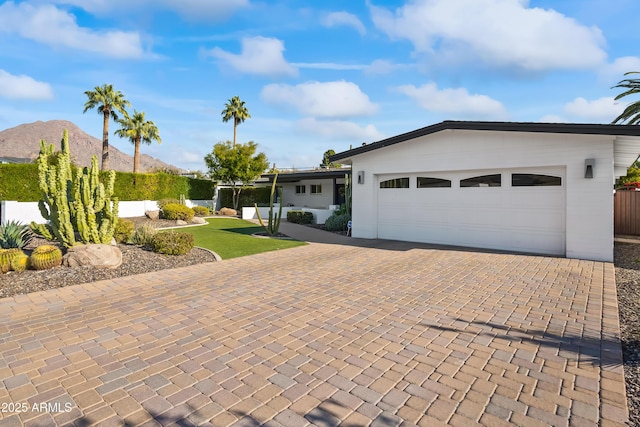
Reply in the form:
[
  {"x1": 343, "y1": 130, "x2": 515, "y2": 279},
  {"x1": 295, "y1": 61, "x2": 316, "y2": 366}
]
[{"x1": 0, "y1": 225, "x2": 628, "y2": 426}]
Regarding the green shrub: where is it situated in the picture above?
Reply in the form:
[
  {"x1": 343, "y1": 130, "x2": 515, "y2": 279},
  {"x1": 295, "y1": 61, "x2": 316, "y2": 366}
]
[
  {"x1": 150, "y1": 231, "x2": 194, "y2": 255},
  {"x1": 193, "y1": 206, "x2": 210, "y2": 217},
  {"x1": 161, "y1": 203, "x2": 195, "y2": 221},
  {"x1": 114, "y1": 219, "x2": 135, "y2": 243},
  {"x1": 287, "y1": 210, "x2": 313, "y2": 224},
  {"x1": 325, "y1": 212, "x2": 351, "y2": 232},
  {"x1": 218, "y1": 187, "x2": 272, "y2": 208},
  {"x1": 132, "y1": 224, "x2": 157, "y2": 246},
  {"x1": 0, "y1": 164, "x2": 41, "y2": 201},
  {"x1": 157, "y1": 198, "x2": 181, "y2": 209},
  {"x1": 0, "y1": 220, "x2": 34, "y2": 249}
]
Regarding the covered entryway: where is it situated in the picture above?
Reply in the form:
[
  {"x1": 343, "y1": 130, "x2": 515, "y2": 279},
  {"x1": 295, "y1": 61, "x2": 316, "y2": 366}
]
[{"x1": 376, "y1": 167, "x2": 566, "y2": 255}]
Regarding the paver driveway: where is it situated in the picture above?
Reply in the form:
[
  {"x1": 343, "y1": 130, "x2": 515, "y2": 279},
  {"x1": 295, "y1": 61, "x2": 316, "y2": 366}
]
[{"x1": 0, "y1": 237, "x2": 628, "y2": 426}]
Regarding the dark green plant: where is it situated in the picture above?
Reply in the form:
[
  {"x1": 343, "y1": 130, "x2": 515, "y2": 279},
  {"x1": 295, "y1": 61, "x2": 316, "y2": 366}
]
[
  {"x1": 193, "y1": 206, "x2": 210, "y2": 217},
  {"x1": 30, "y1": 245, "x2": 63, "y2": 270},
  {"x1": 0, "y1": 220, "x2": 34, "y2": 249},
  {"x1": 161, "y1": 204, "x2": 195, "y2": 221},
  {"x1": 114, "y1": 218, "x2": 135, "y2": 243},
  {"x1": 150, "y1": 231, "x2": 194, "y2": 255},
  {"x1": 287, "y1": 210, "x2": 313, "y2": 224},
  {"x1": 325, "y1": 212, "x2": 351, "y2": 232},
  {"x1": 255, "y1": 174, "x2": 283, "y2": 236}
]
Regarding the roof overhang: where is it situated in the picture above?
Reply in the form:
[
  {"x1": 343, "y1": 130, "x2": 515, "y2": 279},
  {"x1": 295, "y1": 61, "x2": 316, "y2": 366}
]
[
  {"x1": 330, "y1": 121, "x2": 640, "y2": 168},
  {"x1": 261, "y1": 168, "x2": 351, "y2": 183}
]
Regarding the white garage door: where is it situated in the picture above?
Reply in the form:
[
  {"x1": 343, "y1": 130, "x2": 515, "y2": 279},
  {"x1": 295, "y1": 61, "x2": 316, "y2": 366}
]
[{"x1": 376, "y1": 168, "x2": 565, "y2": 255}]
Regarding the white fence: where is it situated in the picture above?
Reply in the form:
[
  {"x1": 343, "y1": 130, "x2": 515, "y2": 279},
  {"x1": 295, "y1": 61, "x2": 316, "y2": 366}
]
[
  {"x1": 242, "y1": 205, "x2": 338, "y2": 225},
  {"x1": 1, "y1": 200, "x2": 214, "y2": 224}
]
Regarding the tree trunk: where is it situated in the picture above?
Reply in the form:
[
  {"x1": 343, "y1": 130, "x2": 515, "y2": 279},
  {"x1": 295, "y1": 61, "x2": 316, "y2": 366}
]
[
  {"x1": 232, "y1": 185, "x2": 242, "y2": 210},
  {"x1": 133, "y1": 136, "x2": 141, "y2": 174},
  {"x1": 233, "y1": 120, "x2": 237, "y2": 148},
  {"x1": 102, "y1": 110, "x2": 110, "y2": 171}
]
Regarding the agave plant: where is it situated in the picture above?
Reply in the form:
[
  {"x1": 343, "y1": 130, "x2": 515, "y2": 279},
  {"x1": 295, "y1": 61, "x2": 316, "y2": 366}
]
[{"x1": 0, "y1": 220, "x2": 34, "y2": 249}]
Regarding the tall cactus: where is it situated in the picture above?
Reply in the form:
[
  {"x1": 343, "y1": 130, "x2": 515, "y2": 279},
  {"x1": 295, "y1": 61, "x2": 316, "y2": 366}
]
[
  {"x1": 344, "y1": 172, "x2": 352, "y2": 215},
  {"x1": 254, "y1": 173, "x2": 283, "y2": 236},
  {"x1": 30, "y1": 130, "x2": 119, "y2": 247}
]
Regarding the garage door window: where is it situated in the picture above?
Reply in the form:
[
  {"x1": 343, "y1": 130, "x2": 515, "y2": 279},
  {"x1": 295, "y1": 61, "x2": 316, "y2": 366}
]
[
  {"x1": 380, "y1": 178, "x2": 410, "y2": 189},
  {"x1": 417, "y1": 177, "x2": 451, "y2": 188},
  {"x1": 512, "y1": 174, "x2": 562, "y2": 187},
  {"x1": 460, "y1": 174, "x2": 501, "y2": 187}
]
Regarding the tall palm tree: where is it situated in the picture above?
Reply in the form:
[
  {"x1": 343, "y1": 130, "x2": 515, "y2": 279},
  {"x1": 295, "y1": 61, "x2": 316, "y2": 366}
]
[
  {"x1": 613, "y1": 71, "x2": 640, "y2": 124},
  {"x1": 221, "y1": 96, "x2": 251, "y2": 147},
  {"x1": 115, "y1": 110, "x2": 162, "y2": 173},
  {"x1": 83, "y1": 84, "x2": 131, "y2": 171}
]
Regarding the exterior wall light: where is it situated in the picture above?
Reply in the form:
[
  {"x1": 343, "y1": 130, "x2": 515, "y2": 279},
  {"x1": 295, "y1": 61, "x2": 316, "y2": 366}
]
[
  {"x1": 357, "y1": 171, "x2": 365, "y2": 184},
  {"x1": 585, "y1": 158, "x2": 595, "y2": 179}
]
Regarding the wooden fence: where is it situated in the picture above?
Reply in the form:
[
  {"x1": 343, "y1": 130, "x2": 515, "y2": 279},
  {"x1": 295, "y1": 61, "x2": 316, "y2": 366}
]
[{"x1": 615, "y1": 190, "x2": 640, "y2": 235}]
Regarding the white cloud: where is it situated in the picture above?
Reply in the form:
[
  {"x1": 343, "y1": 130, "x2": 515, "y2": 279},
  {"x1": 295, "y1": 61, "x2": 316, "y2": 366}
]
[
  {"x1": 261, "y1": 81, "x2": 378, "y2": 118},
  {"x1": 0, "y1": 2, "x2": 147, "y2": 59},
  {"x1": 296, "y1": 118, "x2": 384, "y2": 142},
  {"x1": 563, "y1": 96, "x2": 623, "y2": 123},
  {"x1": 322, "y1": 11, "x2": 366, "y2": 35},
  {"x1": 0, "y1": 70, "x2": 54, "y2": 100},
  {"x1": 206, "y1": 37, "x2": 298, "y2": 77},
  {"x1": 369, "y1": 0, "x2": 606, "y2": 71},
  {"x1": 600, "y1": 57, "x2": 640, "y2": 84},
  {"x1": 394, "y1": 82, "x2": 507, "y2": 119}
]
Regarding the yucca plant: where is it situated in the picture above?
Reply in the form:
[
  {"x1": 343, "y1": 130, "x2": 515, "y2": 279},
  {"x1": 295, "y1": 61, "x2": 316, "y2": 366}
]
[{"x1": 0, "y1": 220, "x2": 34, "y2": 249}]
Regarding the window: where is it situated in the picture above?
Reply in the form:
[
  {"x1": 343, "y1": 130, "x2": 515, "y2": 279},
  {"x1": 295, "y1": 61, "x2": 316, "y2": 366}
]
[
  {"x1": 295, "y1": 185, "x2": 306, "y2": 194},
  {"x1": 512, "y1": 174, "x2": 562, "y2": 187},
  {"x1": 311, "y1": 184, "x2": 322, "y2": 194},
  {"x1": 417, "y1": 177, "x2": 451, "y2": 188},
  {"x1": 379, "y1": 178, "x2": 410, "y2": 189},
  {"x1": 460, "y1": 174, "x2": 501, "y2": 187}
]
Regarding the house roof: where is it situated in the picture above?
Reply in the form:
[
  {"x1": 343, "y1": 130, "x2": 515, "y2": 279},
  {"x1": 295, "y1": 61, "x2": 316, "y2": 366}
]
[
  {"x1": 260, "y1": 168, "x2": 351, "y2": 183},
  {"x1": 330, "y1": 120, "x2": 640, "y2": 162}
]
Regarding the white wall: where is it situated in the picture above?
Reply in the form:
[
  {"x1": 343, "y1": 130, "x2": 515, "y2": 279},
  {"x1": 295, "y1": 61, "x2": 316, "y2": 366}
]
[
  {"x1": 242, "y1": 205, "x2": 337, "y2": 225},
  {"x1": 280, "y1": 178, "x2": 343, "y2": 208},
  {"x1": 349, "y1": 129, "x2": 618, "y2": 261},
  {"x1": 1, "y1": 200, "x2": 213, "y2": 224}
]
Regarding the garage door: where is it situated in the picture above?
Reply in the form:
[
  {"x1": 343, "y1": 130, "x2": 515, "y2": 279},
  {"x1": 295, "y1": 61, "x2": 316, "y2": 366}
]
[{"x1": 376, "y1": 168, "x2": 565, "y2": 255}]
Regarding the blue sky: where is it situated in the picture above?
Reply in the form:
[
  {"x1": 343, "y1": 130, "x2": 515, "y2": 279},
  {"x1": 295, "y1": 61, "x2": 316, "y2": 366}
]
[{"x1": 0, "y1": 0, "x2": 639, "y2": 173}]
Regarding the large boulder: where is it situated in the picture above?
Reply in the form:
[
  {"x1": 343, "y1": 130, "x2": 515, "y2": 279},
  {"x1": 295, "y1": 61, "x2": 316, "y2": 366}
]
[
  {"x1": 145, "y1": 210, "x2": 160, "y2": 220},
  {"x1": 191, "y1": 217, "x2": 206, "y2": 224},
  {"x1": 219, "y1": 207, "x2": 237, "y2": 216},
  {"x1": 63, "y1": 244, "x2": 123, "y2": 269},
  {"x1": 176, "y1": 220, "x2": 188, "y2": 226}
]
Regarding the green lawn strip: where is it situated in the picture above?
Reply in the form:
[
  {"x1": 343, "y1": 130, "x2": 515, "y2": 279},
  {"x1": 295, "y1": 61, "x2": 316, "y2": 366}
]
[{"x1": 172, "y1": 218, "x2": 306, "y2": 259}]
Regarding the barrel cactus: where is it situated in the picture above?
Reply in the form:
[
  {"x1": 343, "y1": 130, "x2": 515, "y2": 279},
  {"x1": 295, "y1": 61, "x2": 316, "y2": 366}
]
[
  {"x1": 0, "y1": 248, "x2": 24, "y2": 273},
  {"x1": 10, "y1": 253, "x2": 30, "y2": 272},
  {"x1": 30, "y1": 245, "x2": 63, "y2": 270}
]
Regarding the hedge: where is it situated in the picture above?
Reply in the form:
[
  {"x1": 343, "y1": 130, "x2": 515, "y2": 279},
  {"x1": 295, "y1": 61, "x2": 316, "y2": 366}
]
[
  {"x1": 0, "y1": 164, "x2": 216, "y2": 202},
  {"x1": 218, "y1": 187, "x2": 272, "y2": 208}
]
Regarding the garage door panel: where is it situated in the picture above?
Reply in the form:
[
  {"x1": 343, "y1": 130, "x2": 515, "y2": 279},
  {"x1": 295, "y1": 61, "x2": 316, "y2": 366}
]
[{"x1": 376, "y1": 170, "x2": 565, "y2": 255}]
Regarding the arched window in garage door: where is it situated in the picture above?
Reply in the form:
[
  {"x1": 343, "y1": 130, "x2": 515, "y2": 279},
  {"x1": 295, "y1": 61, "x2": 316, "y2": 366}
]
[
  {"x1": 460, "y1": 174, "x2": 501, "y2": 187},
  {"x1": 512, "y1": 174, "x2": 562, "y2": 187}
]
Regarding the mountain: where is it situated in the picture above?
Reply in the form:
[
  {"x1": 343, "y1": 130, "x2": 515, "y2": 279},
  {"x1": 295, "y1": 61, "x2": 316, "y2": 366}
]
[{"x1": 0, "y1": 120, "x2": 182, "y2": 173}]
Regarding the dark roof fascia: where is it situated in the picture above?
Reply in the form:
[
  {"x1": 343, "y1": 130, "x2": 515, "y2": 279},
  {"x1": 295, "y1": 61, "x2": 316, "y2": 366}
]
[
  {"x1": 329, "y1": 120, "x2": 640, "y2": 161},
  {"x1": 261, "y1": 169, "x2": 351, "y2": 183}
]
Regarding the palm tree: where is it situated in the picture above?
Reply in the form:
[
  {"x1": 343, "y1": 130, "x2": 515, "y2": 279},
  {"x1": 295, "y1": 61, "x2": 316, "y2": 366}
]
[
  {"x1": 115, "y1": 110, "x2": 162, "y2": 173},
  {"x1": 83, "y1": 84, "x2": 131, "y2": 170},
  {"x1": 613, "y1": 71, "x2": 640, "y2": 124},
  {"x1": 221, "y1": 96, "x2": 251, "y2": 147}
]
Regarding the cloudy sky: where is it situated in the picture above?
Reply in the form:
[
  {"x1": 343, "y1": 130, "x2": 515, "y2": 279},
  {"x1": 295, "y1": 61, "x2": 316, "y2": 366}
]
[{"x1": 0, "y1": 0, "x2": 639, "y2": 172}]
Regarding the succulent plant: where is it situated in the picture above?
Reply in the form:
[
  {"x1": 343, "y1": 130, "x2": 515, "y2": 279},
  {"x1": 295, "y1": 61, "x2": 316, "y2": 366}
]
[
  {"x1": 0, "y1": 220, "x2": 34, "y2": 249},
  {"x1": 30, "y1": 245, "x2": 63, "y2": 270},
  {"x1": 10, "y1": 253, "x2": 30, "y2": 272},
  {"x1": 0, "y1": 248, "x2": 24, "y2": 273}
]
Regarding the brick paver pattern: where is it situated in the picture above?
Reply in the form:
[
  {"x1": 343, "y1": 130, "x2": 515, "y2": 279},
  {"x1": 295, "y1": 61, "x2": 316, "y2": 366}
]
[{"x1": 0, "y1": 241, "x2": 628, "y2": 426}]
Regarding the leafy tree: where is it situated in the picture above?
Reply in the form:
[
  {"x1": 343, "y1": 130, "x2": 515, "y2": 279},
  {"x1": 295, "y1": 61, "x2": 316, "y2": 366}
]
[
  {"x1": 205, "y1": 141, "x2": 268, "y2": 209},
  {"x1": 320, "y1": 149, "x2": 341, "y2": 168},
  {"x1": 83, "y1": 84, "x2": 131, "y2": 171},
  {"x1": 115, "y1": 110, "x2": 162, "y2": 174},
  {"x1": 612, "y1": 71, "x2": 640, "y2": 124},
  {"x1": 221, "y1": 96, "x2": 251, "y2": 147},
  {"x1": 618, "y1": 160, "x2": 640, "y2": 187}
]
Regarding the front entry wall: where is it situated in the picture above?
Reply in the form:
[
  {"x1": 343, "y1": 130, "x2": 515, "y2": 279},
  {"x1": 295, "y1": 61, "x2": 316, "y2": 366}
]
[
  {"x1": 376, "y1": 168, "x2": 566, "y2": 256},
  {"x1": 350, "y1": 130, "x2": 616, "y2": 261}
]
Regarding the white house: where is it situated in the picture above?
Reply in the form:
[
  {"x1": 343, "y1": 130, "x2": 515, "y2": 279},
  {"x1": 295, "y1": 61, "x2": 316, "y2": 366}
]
[
  {"x1": 330, "y1": 121, "x2": 640, "y2": 262},
  {"x1": 260, "y1": 168, "x2": 350, "y2": 209}
]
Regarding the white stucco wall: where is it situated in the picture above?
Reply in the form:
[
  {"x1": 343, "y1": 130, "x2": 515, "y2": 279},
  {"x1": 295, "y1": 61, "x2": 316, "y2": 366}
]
[
  {"x1": 280, "y1": 178, "x2": 343, "y2": 208},
  {"x1": 348, "y1": 129, "x2": 617, "y2": 262}
]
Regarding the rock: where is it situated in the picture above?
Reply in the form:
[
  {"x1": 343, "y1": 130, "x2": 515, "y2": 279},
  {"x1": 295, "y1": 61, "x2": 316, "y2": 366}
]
[
  {"x1": 219, "y1": 207, "x2": 237, "y2": 216},
  {"x1": 191, "y1": 217, "x2": 206, "y2": 224},
  {"x1": 145, "y1": 210, "x2": 160, "y2": 220},
  {"x1": 63, "y1": 244, "x2": 123, "y2": 269},
  {"x1": 176, "y1": 220, "x2": 188, "y2": 225}
]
